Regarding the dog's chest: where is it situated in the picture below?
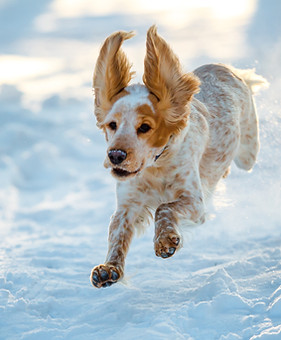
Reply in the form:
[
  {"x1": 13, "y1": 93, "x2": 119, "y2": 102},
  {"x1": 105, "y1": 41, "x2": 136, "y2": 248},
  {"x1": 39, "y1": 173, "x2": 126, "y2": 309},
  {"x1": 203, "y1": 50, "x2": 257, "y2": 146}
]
[{"x1": 134, "y1": 165, "x2": 182, "y2": 208}]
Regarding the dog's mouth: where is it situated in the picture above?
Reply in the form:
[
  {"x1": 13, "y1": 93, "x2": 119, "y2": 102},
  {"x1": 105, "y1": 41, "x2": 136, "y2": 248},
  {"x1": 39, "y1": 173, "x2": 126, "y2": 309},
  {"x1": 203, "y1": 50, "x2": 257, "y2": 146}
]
[{"x1": 112, "y1": 164, "x2": 142, "y2": 180}]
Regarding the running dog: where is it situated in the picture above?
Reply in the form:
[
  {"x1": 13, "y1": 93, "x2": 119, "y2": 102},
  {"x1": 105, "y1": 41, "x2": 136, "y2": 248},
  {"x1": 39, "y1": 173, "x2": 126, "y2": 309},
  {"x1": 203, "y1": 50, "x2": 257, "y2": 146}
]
[{"x1": 90, "y1": 26, "x2": 268, "y2": 288}]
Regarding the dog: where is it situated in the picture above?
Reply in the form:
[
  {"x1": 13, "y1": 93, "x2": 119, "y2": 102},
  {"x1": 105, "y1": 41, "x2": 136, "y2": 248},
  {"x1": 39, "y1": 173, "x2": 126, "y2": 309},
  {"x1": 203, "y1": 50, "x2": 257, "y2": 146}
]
[{"x1": 90, "y1": 26, "x2": 268, "y2": 288}]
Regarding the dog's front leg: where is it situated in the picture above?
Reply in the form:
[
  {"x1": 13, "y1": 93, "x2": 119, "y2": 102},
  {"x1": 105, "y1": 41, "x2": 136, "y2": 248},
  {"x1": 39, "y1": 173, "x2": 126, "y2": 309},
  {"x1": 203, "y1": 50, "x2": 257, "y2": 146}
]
[
  {"x1": 90, "y1": 210, "x2": 134, "y2": 288},
  {"x1": 154, "y1": 191, "x2": 205, "y2": 259}
]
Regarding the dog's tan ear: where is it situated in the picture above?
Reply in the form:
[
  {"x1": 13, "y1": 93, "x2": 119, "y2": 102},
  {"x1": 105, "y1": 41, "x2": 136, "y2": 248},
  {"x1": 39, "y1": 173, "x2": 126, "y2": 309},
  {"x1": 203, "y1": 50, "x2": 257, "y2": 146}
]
[
  {"x1": 143, "y1": 26, "x2": 200, "y2": 125},
  {"x1": 93, "y1": 31, "x2": 135, "y2": 127}
]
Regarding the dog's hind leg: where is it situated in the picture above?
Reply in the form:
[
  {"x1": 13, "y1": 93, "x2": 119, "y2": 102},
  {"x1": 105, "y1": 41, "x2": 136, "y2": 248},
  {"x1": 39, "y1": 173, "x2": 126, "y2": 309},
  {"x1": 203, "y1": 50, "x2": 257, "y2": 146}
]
[
  {"x1": 232, "y1": 68, "x2": 268, "y2": 171},
  {"x1": 234, "y1": 96, "x2": 260, "y2": 171}
]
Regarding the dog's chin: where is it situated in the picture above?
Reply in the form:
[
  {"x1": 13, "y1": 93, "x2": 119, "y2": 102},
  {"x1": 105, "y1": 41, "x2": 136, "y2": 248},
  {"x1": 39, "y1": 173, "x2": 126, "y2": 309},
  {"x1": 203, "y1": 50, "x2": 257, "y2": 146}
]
[{"x1": 111, "y1": 165, "x2": 142, "y2": 181}]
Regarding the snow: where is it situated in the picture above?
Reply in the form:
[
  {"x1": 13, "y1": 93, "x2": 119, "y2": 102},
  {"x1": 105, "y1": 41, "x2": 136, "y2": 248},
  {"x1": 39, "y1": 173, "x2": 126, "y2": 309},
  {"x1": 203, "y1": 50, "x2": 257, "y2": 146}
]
[{"x1": 0, "y1": 0, "x2": 281, "y2": 339}]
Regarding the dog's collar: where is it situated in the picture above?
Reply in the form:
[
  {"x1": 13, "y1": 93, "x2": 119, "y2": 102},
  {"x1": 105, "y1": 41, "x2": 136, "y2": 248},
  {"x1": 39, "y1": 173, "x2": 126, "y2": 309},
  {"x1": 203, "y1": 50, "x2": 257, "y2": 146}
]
[
  {"x1": 154, "y1": 135, "x2": 174, "y2": 162},
  {"x1": 154, "y1": 145, "x2": 168, "y2": 162}
]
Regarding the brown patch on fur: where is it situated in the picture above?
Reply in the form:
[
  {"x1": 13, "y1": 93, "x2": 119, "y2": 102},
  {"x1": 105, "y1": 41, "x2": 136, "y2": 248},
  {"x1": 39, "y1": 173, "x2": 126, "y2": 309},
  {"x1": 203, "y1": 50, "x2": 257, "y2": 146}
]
[
  {"x1": 142, "y1": 26, "x2": 201, "y2": 148},
  {"x1": 136, "y1": 104, "x2": 157, "y2": 131},
  {"x1": 136, "y1": 101, "x2": 186, "y2": 148}
]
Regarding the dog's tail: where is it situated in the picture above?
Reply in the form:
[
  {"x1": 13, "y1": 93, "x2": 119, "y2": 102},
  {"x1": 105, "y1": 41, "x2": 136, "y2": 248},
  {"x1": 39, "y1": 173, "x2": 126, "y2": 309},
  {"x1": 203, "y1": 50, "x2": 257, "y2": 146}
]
[
  {"x1": 231, "y1": 67, "x2": 268, "y2": 171},
  {"x1": 233, "y1": 67, "x2": 269, "y2": 94}
]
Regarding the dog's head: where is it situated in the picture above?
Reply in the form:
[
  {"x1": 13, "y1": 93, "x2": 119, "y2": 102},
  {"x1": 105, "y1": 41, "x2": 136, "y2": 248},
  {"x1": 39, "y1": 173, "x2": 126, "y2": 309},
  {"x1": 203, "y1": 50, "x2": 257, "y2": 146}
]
[{"x1": 93, "y1": 26, "x2": 200, "y2": 181}]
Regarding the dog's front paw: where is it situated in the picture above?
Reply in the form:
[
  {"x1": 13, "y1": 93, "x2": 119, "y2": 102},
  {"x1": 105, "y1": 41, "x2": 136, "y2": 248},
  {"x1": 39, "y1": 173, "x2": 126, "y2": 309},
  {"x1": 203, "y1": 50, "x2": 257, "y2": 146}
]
[
  {"x1": 90, "y1": 264, "x2": 122, "y2": 288},
  {"x1": 154, "y1": 230, "x2": 181, "y2": 259}
]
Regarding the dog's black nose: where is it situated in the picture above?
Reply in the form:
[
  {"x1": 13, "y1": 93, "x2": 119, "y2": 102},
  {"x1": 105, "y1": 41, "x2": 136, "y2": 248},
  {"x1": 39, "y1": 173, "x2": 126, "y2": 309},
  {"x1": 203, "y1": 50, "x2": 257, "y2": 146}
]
[{"x1": 108, "y1": 149, "x2": 127, "y2": 165}]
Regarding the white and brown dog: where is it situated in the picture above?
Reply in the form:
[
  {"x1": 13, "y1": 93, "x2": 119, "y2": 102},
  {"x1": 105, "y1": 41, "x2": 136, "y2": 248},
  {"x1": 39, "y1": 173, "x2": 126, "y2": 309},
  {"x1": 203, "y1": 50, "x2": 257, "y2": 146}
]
[{"x1": 90, "y1": 26, "x2": 268, "y2": 288}]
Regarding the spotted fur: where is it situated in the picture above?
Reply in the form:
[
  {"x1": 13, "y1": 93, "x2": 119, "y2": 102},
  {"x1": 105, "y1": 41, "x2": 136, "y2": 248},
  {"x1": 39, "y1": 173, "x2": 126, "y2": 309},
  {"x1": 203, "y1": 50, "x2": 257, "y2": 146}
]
[{"x1": 90, "y1": 26, "x2": 268, "y2": 288}]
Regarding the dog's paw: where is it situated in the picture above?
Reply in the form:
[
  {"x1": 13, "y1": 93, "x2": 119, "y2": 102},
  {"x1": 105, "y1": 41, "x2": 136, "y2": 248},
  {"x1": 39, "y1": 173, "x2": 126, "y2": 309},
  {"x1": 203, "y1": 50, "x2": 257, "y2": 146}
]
[
  {"x1": 154, "y1": 231, "x2": 181, "y2": 259},
  {"x1": 90, "y1": 264, "x2": 122, "y2": 288}
]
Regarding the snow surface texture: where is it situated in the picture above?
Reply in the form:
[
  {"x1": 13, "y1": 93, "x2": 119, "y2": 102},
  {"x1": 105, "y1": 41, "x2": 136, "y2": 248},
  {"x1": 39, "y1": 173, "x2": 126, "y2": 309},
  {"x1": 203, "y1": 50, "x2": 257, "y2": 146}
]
[{"x1": 0, "y1": 1, "x2": 281, "y2": 339}]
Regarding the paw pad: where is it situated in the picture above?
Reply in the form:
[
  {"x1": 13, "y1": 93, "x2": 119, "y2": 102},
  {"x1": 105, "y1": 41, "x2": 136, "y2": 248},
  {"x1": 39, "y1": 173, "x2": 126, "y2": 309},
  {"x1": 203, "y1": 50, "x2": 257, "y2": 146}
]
[
  {"x1": 91, "y1": 265, "x2": 120, "y2": 288},
  {"x1": 155, "y1": 233, "x2": 181, "y2": 259}
]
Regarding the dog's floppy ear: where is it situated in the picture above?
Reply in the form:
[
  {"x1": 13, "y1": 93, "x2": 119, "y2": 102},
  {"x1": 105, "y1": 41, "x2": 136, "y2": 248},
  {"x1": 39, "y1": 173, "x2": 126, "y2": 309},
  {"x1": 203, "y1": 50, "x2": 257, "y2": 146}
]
[
  {"x1": 143, "y1": 26, "x2": 200, "y2": 126},
  {"x1": 93, "y1": 30, "x2": 135, "y2": 127}
]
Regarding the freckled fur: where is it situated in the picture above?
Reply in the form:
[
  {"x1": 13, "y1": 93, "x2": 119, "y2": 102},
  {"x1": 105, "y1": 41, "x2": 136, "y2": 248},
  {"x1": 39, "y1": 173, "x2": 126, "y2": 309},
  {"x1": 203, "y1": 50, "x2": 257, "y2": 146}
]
[{"x1": 90, "y1": 26, "x2": 268, "y2": 288}]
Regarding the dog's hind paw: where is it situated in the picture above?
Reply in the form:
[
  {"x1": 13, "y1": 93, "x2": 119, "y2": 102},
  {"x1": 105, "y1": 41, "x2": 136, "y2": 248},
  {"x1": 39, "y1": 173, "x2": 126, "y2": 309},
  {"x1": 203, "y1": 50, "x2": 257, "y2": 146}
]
[
  {"x1": 154, "y1": 231, "x2": 181, "y2": 259},
  {"x1": 90, "y1": 264, "x2": 122, "y2": 288}
]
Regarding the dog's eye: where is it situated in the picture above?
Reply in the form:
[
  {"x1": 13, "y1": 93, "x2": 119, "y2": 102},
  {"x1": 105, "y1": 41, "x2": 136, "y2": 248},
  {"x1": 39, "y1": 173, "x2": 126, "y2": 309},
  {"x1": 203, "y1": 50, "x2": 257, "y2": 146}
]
[
  {"x1": 138, "y1": 123, "x2": 151, "y2": 134},
  {"x1": 108, "y1": 122, "x2": 117, "y2": 131}
]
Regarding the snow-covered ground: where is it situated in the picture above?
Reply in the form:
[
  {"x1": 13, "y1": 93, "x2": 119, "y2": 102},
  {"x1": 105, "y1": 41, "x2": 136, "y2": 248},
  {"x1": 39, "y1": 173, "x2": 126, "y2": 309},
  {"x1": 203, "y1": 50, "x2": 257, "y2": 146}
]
[{"x1": 0, "y1": 0, "x2": 281, "y2": 339}]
